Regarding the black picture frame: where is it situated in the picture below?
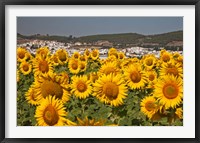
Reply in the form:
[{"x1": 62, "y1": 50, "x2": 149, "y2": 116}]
[{"x1": 1, "y1": 0, "x2": 200, "y2": 143}]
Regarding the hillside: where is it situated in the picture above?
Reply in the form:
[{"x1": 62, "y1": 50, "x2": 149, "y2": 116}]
[{"x1": 17, "y1": 30, "x2": 183, "y2": 47}]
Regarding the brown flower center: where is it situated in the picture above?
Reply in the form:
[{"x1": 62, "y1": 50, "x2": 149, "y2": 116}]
[
  {"x1": 18, "y1": 52, "x2": 25, "y2": 59},
  {"x1": 130, "y1": 71, "x2": 141, "y2": 83},
  {"x1": 72, "y1": 62, "x2": 78, "y2": 70},
  {"x1": 146, "y1": 58, "x2": 153, "y2": 66},
  {"x1": 163, "y1": 84, "x2": 178, "y2": 99},
  {"x1": 162, "y1": 54, "x2": 170, "y2": 62},
  {"x1": 145, "y1": 101, "x2": 156, "y2": 111},
  {"x1": 149, "y1": 74, "x2": 155, "y2": 81},
  {"x1": 92, "y1": 51, "x2": 98, "y2": 57},
  {"x1": 77, "y1": 82, "x2": 87, "y2": 92},
  {"x1": 43, "y1": 105, "x2": 59, "y2": 126},
  {"x1": 103, "y1": 82, "x2": 119, "y2": 100},
  {"x1": 23, "y1": 64, "x2": 29, "y2": 72},
  {"x1": 39, "y1": 60, "x2": 49, "y2": 73},
  {"x1": 41, "y1": 80, "x2": 63, "y2": 99},
  {"x1": 58, "y1": 52, "x2": 67, "y2": 61}
]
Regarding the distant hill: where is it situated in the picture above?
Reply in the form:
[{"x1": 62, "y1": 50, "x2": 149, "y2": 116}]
[{"x1": 17, "y1": 30, "x2": 183, "y2": 48}]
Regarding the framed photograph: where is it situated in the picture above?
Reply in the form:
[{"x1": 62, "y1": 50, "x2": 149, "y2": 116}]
[{"x1": 1, "y1": 0, "x2": 199, "y2": 143}]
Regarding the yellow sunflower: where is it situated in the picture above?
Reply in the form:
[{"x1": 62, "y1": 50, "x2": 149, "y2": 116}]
[
  {"x1": 108, "y1": 48, "x2": 118, "y2": 58},
  {"x1": 36, "y1": 47, "x2": 50, "y2": 59},
  {"x1": 154, "y1": 75, "x2": 183, "y2": 109},
  {"x1": 20, "y1": 61, "x2": 32, "y2": 75},
  {"x1": 71, "y1": 75, "x2": 92, "y2": 99},
  {"x1": 159, "y1": 60, "x2": 183, "y2": 78},
  {"x1": 175, "y1": 107, "x2": 183, "y2": 119},
  {"x1": 51, "y1": 54, "x2": 59, "y2": 66},
  {"x1": 91, "y1": 49, "x2": 99, "y2": 60},
  {"x1": 17, "y1": 47, "x2": 29, "y2": 62},
  {"x1": 32, "y1": 56, "x2": 53, "y2": 77},
  {"x1": 146, "y1": 70, "x2": 158, "y2": 88},
  {"x1": 160, "y1": 51, "x2": 173, "y2": 63},
  {"x1": 124, "y1": 64, "x2": 147, "y2": 89},
  {"x1": 142, "y1": 54, "x2": 156, "y2": 70},
  {"x1": 68, "y1": 58, "x2": 80, "y2": 74},
  {"x1": 99, "y1": 61, "x2": 120, "y2": 76},
  {"x1": 57, "y1": 71, "x2": 70, "y2": 84},
  {"x1": 80, "y1": 55, "x2": 88, "y2": 62},
  {"x1": 72, "y1": 51, "x2": 80, "y2": 59},
  {"x1": 55, "y1": 49, "x2": 68, "y2": 65},
  {"x1": 32, "y1": 73, "x2": 70, "y2": 103},
  {"x1": 25, "y1": 86, "x2": 40, "y2": 105},
  {"x1": 79, "y1": 61, "x2": 87, "y2": 72},
  {"x1": 84, "y1": 49, "x2": 90, "y2": 58},
  {"x1": 35, "y1": 96, "x2": 67, "y2": 126},
  {"x1": 140, "y1": 96, "x2": 159, "y2": 119},
  {"x1": 118, "y1": 52, "x2": 125, "y2": 60},
  {"x1": 93, "y1": 74, "x2": 127, "y2": 106}
]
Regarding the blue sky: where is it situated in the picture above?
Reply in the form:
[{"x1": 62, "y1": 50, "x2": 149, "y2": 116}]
[{"x1": 17, "y1": 17, "x2": 183, "y2": 37}]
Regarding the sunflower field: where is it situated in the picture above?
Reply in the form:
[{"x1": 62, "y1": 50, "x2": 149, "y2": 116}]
[{"x1": 17, "y1": 47, "x2": 183, "y2": 126}]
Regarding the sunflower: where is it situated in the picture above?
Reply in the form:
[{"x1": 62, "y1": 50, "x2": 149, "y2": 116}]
[
  {"x1": 118, "y1": 52, "x2": 125, "y2": 60},
  {"x1": 35, "y1": 47, "x2": 50, "y2": 59},
  {"x1": 20, "y1": 61, "x2": 32, "y2": 75},
  {"x1": 124, "y1": 64, "x2": 147, "y2": 89},
  {"x1": 91, "y1": 49, "x2": 99, "y2": 60},
  {"x1": 68, "y1": 58, "x2": 80, "y2": 74},
  {"x1": 154, "y1": 75, "x2": 183, "y2": 109},
  {"x1": 142, "y1": 54, "x2": 156, "y2": 70},
  {"x1": 17, "y1": 47, "x2": 29, "y2": 62},
  {"x1": 146, "y1": 70, "x2": 158, "y2": 88},
  {"x1": 99, "y1": 61, "x2": 120, "y2": 76},
  {"x1": 57, "y1": 71, "x2": 70, "y2": 84},
  {"x1": 32, "y1": 73, "x2": 70, "y2": 103},
  {"x1": 76, "y1": 117, "x2": 105, "y2": 126},
  {"x1": 80, "y1": 61, "x2": 87, "y2": 72},
  {"x1": 160, "y1": 51, "x2": 173, "y2": 63},
  {"x1": 25, "y1": 86, "x2": 40, "y2": 105},
  {"x1": 55, "y1": 49, "x2": 68, "y2": 65},
  {"x1": 32, "y1": 56, "x2": 53, "y2": 77},
  {"x1": 72, "y1": 51, "x2": 80, "y2": 59},
  {"x1": 140, "y1": 96, "x2": 159, "y2": 119},
  {"x1": 175, "y1": 107, "x2": 183, "y2": 119},
  {"x1": 159, "y1": 60, "x2": 183, "y2": 78},
  {"x1": 80, "y1": 55, "x2": 88, "y2": 62},
  {"x1": 108, "y1": 48, "x2": 118, "y2": 58},
  {"x1": 71, "y1": 75, "x2": 92, "y2": 99},
  {"x1": 84, "y1": 49, "x2": 90, "y2": 58},
  {"x1": 93, "y1": 74, "x2": 127, "y2": 106},
  {"x1": 35, "y1": 96, "x2": 67, "y2": 126},
  {"x1": 51, "y1": 54, "x2": 59, "y2": 66}
]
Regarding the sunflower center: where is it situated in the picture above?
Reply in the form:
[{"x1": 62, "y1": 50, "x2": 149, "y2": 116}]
[
  {"x1": 85, "y1": 51, "x2": 90, "y2": 56},
  {"x1": 163, "y1": 84, "x2": 178, "y2": 99},
  {"x1": 77, "y1": 82, "x2": 87, "y2": 92},
  {"x1": 103, "y1": 82, "x2": 119, "y2": 100},
  {"x1": 119, "y1": 54, "x2": 123, "y2": 59},
  {"x1": 18, "y1": 52, "x2": 25, "y2": 59},
  {"x1": 41, "y1": 80, "x2": 63, "y2": 99},
  {"x1": 130, "y1": 71, "x2": 141, "y2": 83},
  {"x1": 72, "y1": 62, "x2": 78, "y2": 70},
  {"x1": 162, "y1": 54, "x2": 170, "y2": 62},
  {"x1": 58, "y1": 52, "x2": 67, "y2": 61},
  {"x1": 167, "y1": 67, "x2": 179, "y2": 76},
  {"x1": 39, "y1": 60, "x2": 49, "y2": 73},
  {"x1": 43, "y1": 105, "x2": 59, "y2": 126},
  {"x1": 92, "y1": 51, "x2": 98, "y2": 57},
  {"x1": 149, "y1": 74, "x2": 155, "y2": 81},
  {"x1": 74, "y1": 54, "x2": 79, "y2": 59},
  {"x1": 145, "y1": 101, "x2": 155, "y2": 111},
  {"x1": 23, "y1": 64, "x2": 29, "y2": 72},
  {"x1": 146, "y1": 58, "x2": 153, "y2": 66}
]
